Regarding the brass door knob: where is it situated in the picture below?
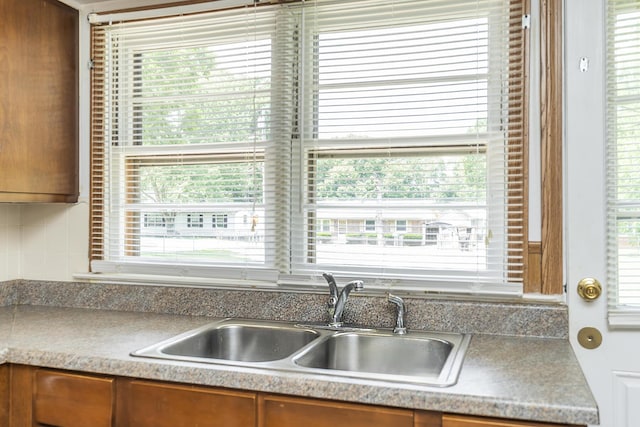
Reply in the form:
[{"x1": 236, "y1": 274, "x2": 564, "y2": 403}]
[{"x1": 577, "y1": 278, "x2": 602, "y2": 301}]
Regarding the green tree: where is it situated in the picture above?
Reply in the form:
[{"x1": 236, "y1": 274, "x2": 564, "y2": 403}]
[
  {"x1": 315, "y1": 155, "x2": 485, "y2": 202},
  {"x1": 133, "y1": 45, "x2": 268, "y2": 215}
]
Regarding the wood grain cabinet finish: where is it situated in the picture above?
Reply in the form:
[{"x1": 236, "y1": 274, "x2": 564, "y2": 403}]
[
  {"x1": 4, "y1": 365, "x2": 585, "y2": 427},
  {"x1": 116, "y1": 379, "x2": 256, "y2": 427},
  {"x1": 416, "y1": 410, "x2": 443, "y2": 427},
  {"x1": 33, "y1": 369, "x2": 115, "y2": 427},
  {"x1": 0, "y1": 365, "x2": 9, "y2": 426},
  {"x1": 0, "y1": 0, "x2": 78, "y2": 203},
  {"x1": 442, "y1": 414, "x2": 577, "y2": 427},
  {"x1": 258, "y1": 394, "x2": 415, "y2": 427}
]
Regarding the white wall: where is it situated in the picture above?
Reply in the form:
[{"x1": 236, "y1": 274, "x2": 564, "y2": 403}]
[{"x1": 0, "y1": 206, "x2": 22, "y2": 281}]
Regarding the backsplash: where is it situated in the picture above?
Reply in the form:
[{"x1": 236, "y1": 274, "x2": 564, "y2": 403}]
[
  {"x1": 0, "y1": 280, "x2": 568, "y2": 338},
  {"x1": 0, "y1": 203, "x2": 89, "y2": 283}
]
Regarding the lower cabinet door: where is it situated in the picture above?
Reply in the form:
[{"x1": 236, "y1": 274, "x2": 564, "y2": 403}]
[
  {"x1": 117, "y1": 379, "x2": 256, "y2": 427},
  {"x1": 258, "y1": 394, "x2": 415, "y2": 427},
  {"x1": 442, "y1": 414, "x2": 575, "y2": 427},
  {"x1": 34, "y1": 369, "x2": 115, "y2": 427}
]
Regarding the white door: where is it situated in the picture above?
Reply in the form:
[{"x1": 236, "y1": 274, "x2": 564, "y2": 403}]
[{"x1": 566, "y1": 1, "x2": 640, "y2": 427}]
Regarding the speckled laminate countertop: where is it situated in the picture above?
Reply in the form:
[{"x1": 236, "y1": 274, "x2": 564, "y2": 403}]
[{"x1": 0, "y1": 304, "x2": 598, "y2": 425}]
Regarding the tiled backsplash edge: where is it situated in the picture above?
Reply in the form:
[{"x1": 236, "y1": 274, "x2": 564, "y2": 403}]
[
  {"x1": 0, "y1": 280, "x2": 568, "y2": 338},
  {"x1": 0, "y1": 280, "x2": 19, "y2": 307}
]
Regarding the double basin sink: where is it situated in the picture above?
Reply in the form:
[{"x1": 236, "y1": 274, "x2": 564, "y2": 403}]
[{"x1": 132, "y1": 318, "x2": 470, "y2": 387}]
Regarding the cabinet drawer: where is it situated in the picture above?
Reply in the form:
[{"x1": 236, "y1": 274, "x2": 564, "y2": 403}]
[
  {"x1": 34, "y1": 369, "x2": 114, "y2": 427},
  {"x1": 259, "y1": 394, "x2": 414, "y2": 427},
  {"x1": 118, "y1": 379, "x2": 256, "y2": 427},
  {"x1": 442, "y1": 414, "x2": 574, "y2": 427}
]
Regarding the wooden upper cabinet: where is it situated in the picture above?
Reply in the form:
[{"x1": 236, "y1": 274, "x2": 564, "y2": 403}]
[
  {"x1": 258, "y1": 394, "x2": 415, "y2": 427},
  {"x1": 0, "y1": 0, "x2": 78, "y2": 203}
]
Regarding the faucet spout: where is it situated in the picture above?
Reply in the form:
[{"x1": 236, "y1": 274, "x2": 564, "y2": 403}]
[
  {"x1": 322, "y1": 272, "x2": 339, "y2": 307},
  {"x1": 323, "y1": 273, "x2": 339, "y2": 321},
  {"x1": 387, "y1": 293, "x2": 407, "y2": 335},
  {"x1": 329, "y1": 279, "x2": 364, "y2": 327}
]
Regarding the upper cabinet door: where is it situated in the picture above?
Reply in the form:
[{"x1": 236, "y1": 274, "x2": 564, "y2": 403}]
[{"x1": 0, "y1": 0, "x2": 78, "y2": 203}]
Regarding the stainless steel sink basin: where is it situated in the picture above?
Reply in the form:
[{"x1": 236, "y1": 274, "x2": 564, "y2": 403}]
[
  {"x1": 293, "y1": 330, "x2": 469, "y2": 386},
  {"x1": 294, "y1": 332, "x2": 450, "y2": 375},
  {"x1": 131, "y1": 318, "x2": 470, "y2": 387},
  {"x1": 132, "y1": 319, "x2": 320, "y2": 363}
]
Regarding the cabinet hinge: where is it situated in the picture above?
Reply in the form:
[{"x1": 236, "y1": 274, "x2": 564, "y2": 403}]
[{"x1": 522, "y1": 14, "x2": 531, "y2": 30}]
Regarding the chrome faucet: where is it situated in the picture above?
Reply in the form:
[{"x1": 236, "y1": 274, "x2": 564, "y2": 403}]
[
  {"x1": 387, "y1": 293, "x2": 407, "y2": 335},
  {"x1": 322, "y1": 273, "x2": 364, "y2": 327}
]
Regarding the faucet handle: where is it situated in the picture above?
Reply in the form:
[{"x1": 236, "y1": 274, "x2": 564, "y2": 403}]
[
  {"x1": 323, "y1": 272, "x2": 338, "y2": 312},
  {"x1": 346, "y1": 280, "x2": 364, "y2": 291},
  {"x1": 387, "y1": 293, "x2": 407, "y2": 335}
]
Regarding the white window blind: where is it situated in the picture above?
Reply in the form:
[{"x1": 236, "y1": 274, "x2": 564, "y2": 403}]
[
  {"x1": 607, "y1": 0, "x2": 640, "y2": 322},
  {"x1": 90, "y1": 3, "x2": 289, "y2": 281},
  {"x1": 90, "y1": 0, "x2": 527, "y2": 292}
]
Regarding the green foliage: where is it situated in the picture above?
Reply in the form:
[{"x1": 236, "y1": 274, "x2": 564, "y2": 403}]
[
  {"x1": 137, "y1": 47, "x2": 269, "y2": 146},
  {"x1": 134, "y1": 45, "x2": 267, "y2": 205},
  {"x1": 140, "y1": 163, "x2": 263, "y2": 204},
  {"x1": 315, "y1": 154, "x2": 486, "y2": 201},
  {"x1": 402, "y1": 233, "x2": 423, "y2": 240},
  {"x1": 133, "y1": 46, "x2": 489, "y2": 208}
]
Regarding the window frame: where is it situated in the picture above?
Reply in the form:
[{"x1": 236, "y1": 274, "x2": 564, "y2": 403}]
[{"x1": 86, "y1": 0, "x2": 557, "y2": 295}]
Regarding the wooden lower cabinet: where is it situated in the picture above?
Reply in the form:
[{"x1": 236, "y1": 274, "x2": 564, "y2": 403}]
[
  {"x1": 417, "y1": 410, "x2": 444, "y2": 427},
  {"x1": 0, "y1": 365, "x2": 9, "y2": 426},
  {"x1": 258, "y1": 394, "x2": 415, "y2": 427},
  {"x1": 442, "y1": 414, "x2": 575, "y2": 427},
  {"x1": 34, "y1": 369, "x2": 114, "y2": 427},
  {"x1": 115, "y1": 379, "x2": 256, "y2": 427},
  {"x1": 9, "y1": 365, "x2": 114, "y2": 427},
  {"x1": 4, "y1": 365, "x2": 583, "y2": 427}
]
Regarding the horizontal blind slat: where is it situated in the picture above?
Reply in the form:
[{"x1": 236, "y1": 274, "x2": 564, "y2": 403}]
[{"x1": 607, "y1": 0, "x2": 640, "y2": 310}]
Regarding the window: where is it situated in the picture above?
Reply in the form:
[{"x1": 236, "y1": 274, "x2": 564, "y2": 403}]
[
  {"x1": 213, "y1": 214, "x2": 229, "y2": 229},
  {"x1": 364, "y1": 220, "x2": 376, "y2": 232},
  {"x1": 607, "y1": 0, "x2": 640, "y2": 320},
  {"x1": 143, "y1": 213, "x2": 166, "y2": 228},
  {"x1": 187, "y1": 214, "x2": 204, "y2": 228},
  {"x1": 317, "y1": 219, "x2": 331, "y2": 233},
  {"x1": 90, "y1": 0, "x2": 527, "y2": 291}
]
